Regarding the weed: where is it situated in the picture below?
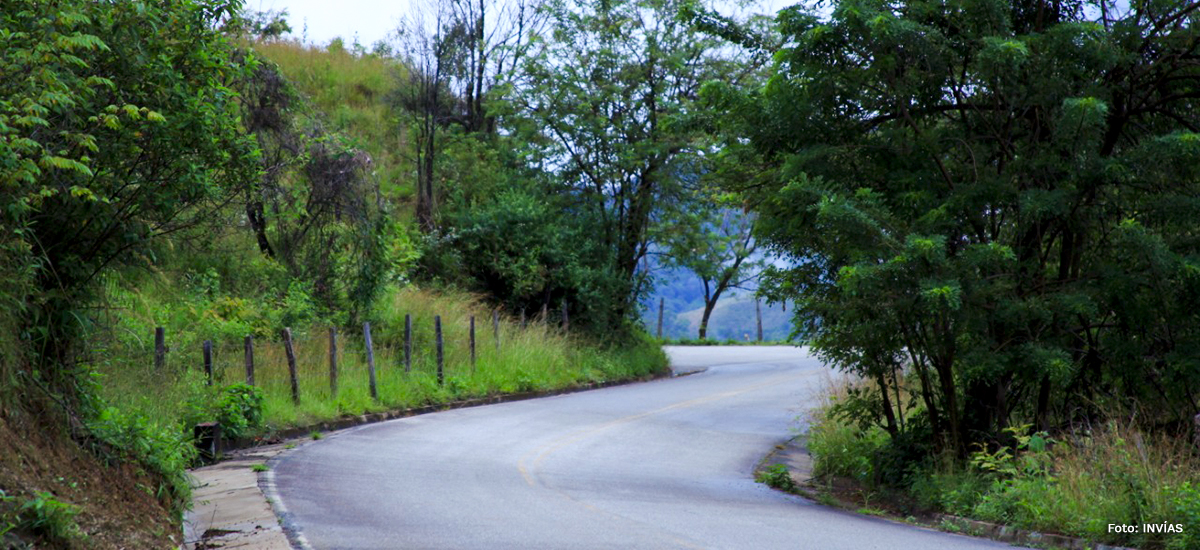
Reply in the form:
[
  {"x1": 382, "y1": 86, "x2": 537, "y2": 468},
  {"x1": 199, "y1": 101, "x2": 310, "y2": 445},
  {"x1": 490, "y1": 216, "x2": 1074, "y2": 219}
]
[
  {"x1": 214, "y1": 383, "x2": 265, "y2": 440},
  {"x1": 756, "y1": 464, "x2": 799, "y2": 493},
  {"x1": 12, "y1": 491, "x2": 85, "y2": 544},
  {"x1": 86, "y1": 406, "x2": 195, "y2": 518},
  {"x1": 310, "y1": 431, "x2": 323, "y2": 440},
  {"x1": 250, "y1": 464, "x2": 269, "y2": 473}
]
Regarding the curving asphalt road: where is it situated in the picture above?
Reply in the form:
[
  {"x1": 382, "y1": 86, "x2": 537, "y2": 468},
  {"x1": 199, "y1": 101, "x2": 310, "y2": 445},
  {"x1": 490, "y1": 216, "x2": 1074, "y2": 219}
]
[{"x1": 270, "y1": 346, "x2": 1024, "y2": 549}]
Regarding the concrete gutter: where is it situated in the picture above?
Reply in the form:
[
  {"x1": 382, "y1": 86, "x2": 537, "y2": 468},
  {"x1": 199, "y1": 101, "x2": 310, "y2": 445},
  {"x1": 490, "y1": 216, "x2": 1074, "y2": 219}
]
[{"x1": 184, "y1": 444, "x2": 291, "y2": 549}]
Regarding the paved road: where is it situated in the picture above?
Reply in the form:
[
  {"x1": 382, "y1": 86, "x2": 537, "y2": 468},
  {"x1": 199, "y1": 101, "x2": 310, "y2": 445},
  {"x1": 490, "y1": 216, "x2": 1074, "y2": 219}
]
[{"x1": 271, "y1": 346, "x2": 1021, "y2": 549}]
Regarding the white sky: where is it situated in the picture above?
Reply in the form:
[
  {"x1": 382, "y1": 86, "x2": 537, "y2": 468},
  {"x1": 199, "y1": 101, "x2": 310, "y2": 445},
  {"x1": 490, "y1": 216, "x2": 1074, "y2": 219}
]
[{"x1": 251, "y1": 0, "x2": 798, "y2": 48}]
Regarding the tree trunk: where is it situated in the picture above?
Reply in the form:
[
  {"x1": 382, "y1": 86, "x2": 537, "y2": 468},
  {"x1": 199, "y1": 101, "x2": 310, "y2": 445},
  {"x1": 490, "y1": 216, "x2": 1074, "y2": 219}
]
[
  {"x1": 876, "y1": 368, "x2": 899, "y2": 437},
  {"x1": 1036, "y1": 374, "x2": 1052, "y2": 431},
  {"x1": 246, "y1": 200, "x2": 274, "y2": 257},
  {"x1": 698, "y1": 299, "x2": 717, "y2": 340}
]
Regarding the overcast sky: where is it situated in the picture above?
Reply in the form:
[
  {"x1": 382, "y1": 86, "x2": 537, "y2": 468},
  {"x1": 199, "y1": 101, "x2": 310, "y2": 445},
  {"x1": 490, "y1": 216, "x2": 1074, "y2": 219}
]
[{"x1": 250, "y1": 0, "x2": 796, "y2": 48}]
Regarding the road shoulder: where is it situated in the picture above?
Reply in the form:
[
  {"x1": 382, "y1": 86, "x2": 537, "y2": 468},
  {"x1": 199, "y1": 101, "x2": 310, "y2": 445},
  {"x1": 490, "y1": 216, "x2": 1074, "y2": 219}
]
[{"x1": 183, "y1": 444, "x2": 291, "y2": 550}]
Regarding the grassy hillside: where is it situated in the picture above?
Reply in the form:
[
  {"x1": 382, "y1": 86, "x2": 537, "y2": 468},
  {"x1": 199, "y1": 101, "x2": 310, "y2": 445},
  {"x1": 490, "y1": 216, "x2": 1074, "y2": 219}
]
[
  {"x1": 85, "y1": 39, "x2": 666, "y2": 444},
  {"x1": 250, "y1": 39, "x2": 413, "y2": 204}
]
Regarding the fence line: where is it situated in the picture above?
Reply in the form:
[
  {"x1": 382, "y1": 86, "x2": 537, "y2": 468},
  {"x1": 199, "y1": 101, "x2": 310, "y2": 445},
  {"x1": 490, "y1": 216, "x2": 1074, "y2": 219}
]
[{"x1": 158, "y1": 299, "x2": 588, "y2": 397}]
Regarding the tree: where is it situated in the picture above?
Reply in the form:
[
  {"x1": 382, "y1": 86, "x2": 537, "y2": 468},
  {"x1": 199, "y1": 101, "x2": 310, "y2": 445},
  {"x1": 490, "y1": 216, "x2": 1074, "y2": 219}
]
[
  {"x1": 396, "y1": 0, "x2": 548, "y2": 232},
  {"x1": 664, "y1": 202, "x2": 761, "y2": 340},
  {"x1": 0, "y1": 0, "x2": 259, "y2": 399},
  {"x1": 513, "y1": 0, "x2": 739, "y2": 324},
  {"x1": 710, "y1": 0, "x2": 1200, "y2": 451},
  {"x1": 396, "y1": 3, "x2": 456, "y2": 233},
  {"x1": 236, "y1": 53, "x2": 390, "y2": 322}
]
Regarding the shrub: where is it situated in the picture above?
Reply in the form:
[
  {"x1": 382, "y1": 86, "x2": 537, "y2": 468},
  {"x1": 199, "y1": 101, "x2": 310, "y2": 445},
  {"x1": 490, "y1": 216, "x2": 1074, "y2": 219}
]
[
  {"x1": 86, "y1": 407, "x2": 196, "y2": 518},
  {"x1": 807, "y1": 411, "x2": 887, "y2": 484},
  {"x1": 214, "y1": 383, "x2": 265, "y2": 440}
]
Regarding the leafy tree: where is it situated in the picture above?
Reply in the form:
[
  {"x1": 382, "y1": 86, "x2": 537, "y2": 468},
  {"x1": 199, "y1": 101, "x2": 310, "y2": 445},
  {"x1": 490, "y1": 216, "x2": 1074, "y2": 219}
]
[
  {"x1": 395, "y1": 0, "x2": 548, "y2": 232},
  {"x1": 663, "y1": 201, "x2": 762, "y2": 340},
  {"x1": 513, "y1": 0, "x2": 739, "y2": 325},
  {"x1": 709, "y1": 0, "x2": 1200, "y2": 451},
  {"x1": 224, "y1": 8, "x2": 293, "y2": 40},
  {"x1": 0, "y1": 0, "x2": 259, "y2": 399},
  {"x1": 236, "y1": 54, "x2": 391, "y2": 323}
]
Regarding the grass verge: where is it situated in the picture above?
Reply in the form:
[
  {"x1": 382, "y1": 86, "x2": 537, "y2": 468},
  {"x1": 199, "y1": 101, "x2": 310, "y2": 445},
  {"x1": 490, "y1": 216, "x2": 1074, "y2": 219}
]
[
  {"x1": 804, "y1": 375, "x2": 1200, "y2": 550},
  {"x1": 94, "y1": 284, "x2": 667, "y2": 444}
]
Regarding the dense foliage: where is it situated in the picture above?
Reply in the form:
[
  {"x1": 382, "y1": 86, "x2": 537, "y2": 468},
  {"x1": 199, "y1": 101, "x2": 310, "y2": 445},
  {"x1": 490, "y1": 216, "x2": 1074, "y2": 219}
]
[
  {"x1": 1, "y1": 0, "x2": 258, "y2": 399},
  {"x1": 707, "y1": 0, "x2": 1200, "y2": 452}
]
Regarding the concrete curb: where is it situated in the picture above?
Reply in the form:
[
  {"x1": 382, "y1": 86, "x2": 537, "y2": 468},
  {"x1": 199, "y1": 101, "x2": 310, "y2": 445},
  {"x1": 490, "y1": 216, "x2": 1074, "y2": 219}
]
[
  {"x1": 184, "y1": 368, "x2": 674, "y2": 549},
  {"x1": 760, "y1": 436, "x2": 1138, "y2": 550}
]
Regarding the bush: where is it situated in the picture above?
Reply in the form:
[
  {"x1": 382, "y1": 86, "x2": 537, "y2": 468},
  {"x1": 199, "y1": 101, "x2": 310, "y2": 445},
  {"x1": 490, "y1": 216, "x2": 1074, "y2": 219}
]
[
  {"x1": 4, "y1": 490, "x2": 85, "y2": 546},
  {"x1": 908, "y1": 468, "x2": 989, "y2": 516},
  {"x1": 809, "y1": 376, "x2": 1200, "y2": 549},
  {"x1": 806, "y1": 407, "x2": 886, "y2": 485},
  {"x1": 214, "y1": 383, "x2": 265, "y2": 440}
]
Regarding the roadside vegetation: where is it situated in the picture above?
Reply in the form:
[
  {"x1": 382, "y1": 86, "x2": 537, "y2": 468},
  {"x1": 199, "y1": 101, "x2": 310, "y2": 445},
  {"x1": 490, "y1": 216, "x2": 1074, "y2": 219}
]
[
  {"x1": 691, "y1": 0, "x2": 1200, "y2": 547},
  {"x1": 806, "y1": 376, "x2": 1200, "y2": 549},
  {"x1": 5, "y1": 0, "x2": 1199, "y2": 547}
]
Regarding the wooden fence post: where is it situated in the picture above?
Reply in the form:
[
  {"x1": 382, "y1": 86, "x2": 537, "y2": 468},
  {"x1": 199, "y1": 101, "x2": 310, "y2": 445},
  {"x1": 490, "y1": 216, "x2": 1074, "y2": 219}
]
[
  {"x1": 561, "y1": 300, "x2": 569, "y2": 332},
  {"x1": 154, "y1": 327, "x2": 166, "y2": 370},
  {"x1": 541, "y1": 303, "x2": 547, "y2": 324},
  {"x1": 493, "y1": 310, "x2": 500, "y2": 351},
  {"x1": 469, "y1": 315, "x2": 476, "y2": 371},
  {"x1": 657, "y1": 297, "x2": 664, "y2": 339},
  {"x1": 755, "y1": 299, "x2": 763, "y2": 342},
  {"x1": 282, "y1": 328, "x2": 299, "y2": 404},
  {"x1": 202, "y1": 340, "x2": 213, "y2": 386},
  {"x1": 520, "y1": 308, "x2": 526, "y2": 328},
  {"x1": 244, "y1": 335, "x2": 255, "y2": 385},
  {"x1": 328, "y1": 327, "x2": 338, "y2": 398},
  {"x1": 435, "y1": 315, "x2": 444, "y2": 386},
  {"x1": 364, "y1": 322, "x2": 377, "y2": 401},
  {"x1": 403, "y1": 313, "x2": 412, "y2": 373}
]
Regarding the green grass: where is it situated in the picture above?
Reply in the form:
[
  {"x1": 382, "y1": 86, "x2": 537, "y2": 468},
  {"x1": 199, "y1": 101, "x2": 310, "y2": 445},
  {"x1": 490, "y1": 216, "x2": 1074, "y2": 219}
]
[
  {"x1": 250, "y1": 464, "x2": 268, "y2": 473},
  {"x1": 94, "y1": 283, "x2": 667, "y2": 438},
  {"x1": 249, "y1": 39, "x2": 412, "y2": 203},
  {"x1": 806, "y1": 376, "x2": 1200, "y2": 550}
]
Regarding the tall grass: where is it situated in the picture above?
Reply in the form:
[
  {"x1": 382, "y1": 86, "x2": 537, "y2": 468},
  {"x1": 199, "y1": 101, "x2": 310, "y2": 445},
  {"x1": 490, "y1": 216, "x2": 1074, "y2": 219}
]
[
  {"x1": 806, "y1": 375, "x2": 1200, "y2": 549},
  {"x1": 94, "y1": 283, "x2": 666, "y2": 432},
  {"x1": 249, "y1": 39, "x2": 412, "y2": 202}
]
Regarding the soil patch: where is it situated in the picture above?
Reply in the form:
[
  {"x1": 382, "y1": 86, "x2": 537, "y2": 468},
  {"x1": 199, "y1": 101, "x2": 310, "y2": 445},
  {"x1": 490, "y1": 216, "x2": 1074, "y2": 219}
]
[{"x1": 0, "y1": 409, "x2": 177, "y2": 549}]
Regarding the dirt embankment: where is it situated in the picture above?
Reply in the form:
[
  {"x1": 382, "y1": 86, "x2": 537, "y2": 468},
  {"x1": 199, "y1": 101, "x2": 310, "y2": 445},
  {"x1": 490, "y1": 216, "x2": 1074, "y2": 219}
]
[{"x1": 0, "y1": 408, "x2": 177, "y2": 549}]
